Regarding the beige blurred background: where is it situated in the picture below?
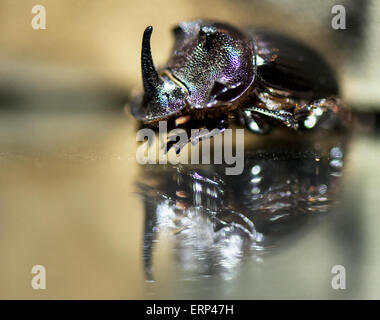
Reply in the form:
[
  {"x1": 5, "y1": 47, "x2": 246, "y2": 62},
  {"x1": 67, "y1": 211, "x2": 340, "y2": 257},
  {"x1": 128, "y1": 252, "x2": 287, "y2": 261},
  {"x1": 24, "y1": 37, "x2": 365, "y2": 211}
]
[
  {"x1": 1, "y1": 0, "x2": 380, "y2": 299},
  {"x1": 1, "y1": 0, "x2": 379, "y2": 108}
]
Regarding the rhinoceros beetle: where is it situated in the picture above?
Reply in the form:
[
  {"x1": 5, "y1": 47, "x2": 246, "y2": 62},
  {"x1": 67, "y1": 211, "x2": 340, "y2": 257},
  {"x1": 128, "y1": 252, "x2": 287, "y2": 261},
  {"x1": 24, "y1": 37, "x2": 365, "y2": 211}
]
[{"x1": 131, "y1": 20, "x2": 351, "y2": 151}]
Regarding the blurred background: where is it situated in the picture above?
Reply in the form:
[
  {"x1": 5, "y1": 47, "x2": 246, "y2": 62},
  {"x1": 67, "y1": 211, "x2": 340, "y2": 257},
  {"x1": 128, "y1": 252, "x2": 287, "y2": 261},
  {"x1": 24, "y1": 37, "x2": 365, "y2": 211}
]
[
  {"x1": 1, "y1": 0, "x2": 380, "y2": 111},
  {"x1": 1, "y1": 0, "x2": 380, "y2": 299}
]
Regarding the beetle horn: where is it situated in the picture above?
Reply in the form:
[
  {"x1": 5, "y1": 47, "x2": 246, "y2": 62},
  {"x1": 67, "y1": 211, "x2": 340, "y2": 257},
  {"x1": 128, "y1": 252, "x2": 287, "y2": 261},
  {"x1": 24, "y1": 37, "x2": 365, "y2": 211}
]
[{"x1": 141, "y1": 26, "x2": 161, "y2": 98}]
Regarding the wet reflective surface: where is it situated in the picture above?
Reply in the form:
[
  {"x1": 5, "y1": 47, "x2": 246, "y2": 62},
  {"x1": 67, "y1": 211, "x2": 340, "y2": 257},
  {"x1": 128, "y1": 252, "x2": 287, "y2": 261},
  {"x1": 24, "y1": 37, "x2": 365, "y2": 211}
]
[
  {"x1": 0, "y1": 112, "x2": 380, "y2": 299},
  {"x1": 139, "y1": 135, "x2": 347, "y2": 281}
]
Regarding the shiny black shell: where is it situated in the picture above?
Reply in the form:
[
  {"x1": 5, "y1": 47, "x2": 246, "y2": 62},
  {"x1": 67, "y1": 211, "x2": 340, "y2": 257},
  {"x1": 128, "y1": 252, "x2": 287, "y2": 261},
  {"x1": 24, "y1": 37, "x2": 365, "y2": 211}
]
[{"x1": 252, "y1": 30, "x2": 339, "y2": 99}]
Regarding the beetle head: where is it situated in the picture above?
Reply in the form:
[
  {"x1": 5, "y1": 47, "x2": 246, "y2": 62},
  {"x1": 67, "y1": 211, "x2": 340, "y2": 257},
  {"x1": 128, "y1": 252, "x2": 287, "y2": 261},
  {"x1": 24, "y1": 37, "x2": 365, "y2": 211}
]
[{"x1": 132, "y1": 21, "x2": 255, "y2": 123}]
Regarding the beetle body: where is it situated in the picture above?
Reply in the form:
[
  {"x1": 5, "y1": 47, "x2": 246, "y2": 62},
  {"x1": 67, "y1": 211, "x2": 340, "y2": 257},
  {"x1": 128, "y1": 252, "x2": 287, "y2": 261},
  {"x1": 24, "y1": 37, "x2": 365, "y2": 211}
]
[{"x1": 131, "y1": 20, "x2": 351, "y2": 149}]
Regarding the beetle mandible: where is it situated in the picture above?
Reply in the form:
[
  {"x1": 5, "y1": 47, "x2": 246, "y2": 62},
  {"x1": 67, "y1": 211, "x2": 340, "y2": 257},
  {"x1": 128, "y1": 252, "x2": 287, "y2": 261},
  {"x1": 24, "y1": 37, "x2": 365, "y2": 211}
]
[{"x1": 131, "y1": 20, "x2": 351, "y2": 151}]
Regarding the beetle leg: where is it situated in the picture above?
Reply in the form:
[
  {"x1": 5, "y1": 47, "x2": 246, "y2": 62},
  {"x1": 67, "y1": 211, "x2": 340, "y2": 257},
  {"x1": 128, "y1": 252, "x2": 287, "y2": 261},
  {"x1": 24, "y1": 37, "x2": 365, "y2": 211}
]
[
  {"x1": 238, "y1": 109, "x2": 272, "y2": 134},
  {"x1": 165, "y1": 117, "x2": 230, "y2": 154},
  {"x1": 245, "y1": 106, "x2": 299, "y2": 130}
]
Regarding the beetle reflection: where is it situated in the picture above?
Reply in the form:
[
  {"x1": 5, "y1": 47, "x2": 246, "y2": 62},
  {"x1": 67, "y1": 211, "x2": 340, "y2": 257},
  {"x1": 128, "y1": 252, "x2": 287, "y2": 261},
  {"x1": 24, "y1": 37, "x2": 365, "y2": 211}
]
[{"x1": 137, "y1": 134, "x2": 348, "y2": 280}]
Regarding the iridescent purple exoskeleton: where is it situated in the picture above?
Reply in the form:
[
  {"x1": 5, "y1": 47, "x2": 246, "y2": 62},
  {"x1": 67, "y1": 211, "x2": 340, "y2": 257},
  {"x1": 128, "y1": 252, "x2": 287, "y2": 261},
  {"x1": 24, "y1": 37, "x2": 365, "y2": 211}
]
[{"x1": 131, "y1": 20, "x2": 351, "y2": 151}]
